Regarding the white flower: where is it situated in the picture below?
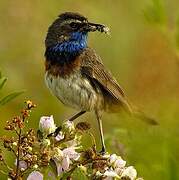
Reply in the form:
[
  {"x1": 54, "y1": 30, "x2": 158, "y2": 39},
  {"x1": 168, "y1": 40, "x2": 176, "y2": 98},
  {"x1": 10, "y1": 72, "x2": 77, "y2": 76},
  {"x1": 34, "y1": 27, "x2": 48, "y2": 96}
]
[
  {"x1": 55, "y1": 131, "x2": 64, "y2": 141},
  {"x1": 63, "y1": 147, "x2": 80, "y2": 160},
  {"x1": 114, "y1": 157, "x2": 126, "y2": 168},
  {"x1": 39, "y1": 115, "x2": 56, "y2": 135},
  {"x1": 109, "y1": 154, "x2": 118, "y2": 164},
  {"x1": 54, "y1": 155, "x2": 70, "y2": 176},
  {"x1": 27, "y1": 171, "x2": 43, "y2": 180},
  {"x1": 52, "y1": 147, "x2": 69, "y2": 176},
  {"x1": 121, "y1": 166, "x2": 137, "y2": 180},
  {"x1": 61, "y1": 155, "x2": 70, "y2": 171},
  {"x1": 53, "y1": 147, "x2": 80, "y2": 176},
  {"x1": 104, "y1": 169, "x2": 120, "y2": 178},
  {"x1": 115, "y1": 167, "x2": 123, "y2": 175},
  {"x1": 96, "y1": 168, "x2": 120, "y2": 179},
  {"x1": 109, "y1": 154, "x2": 126, "y2": 169},
  {"x1": 62, "y1": 120, "x2": 75, "y2": 133},
  {"x1": 103, "y1": 154, "x2": 110, "y2": 159}
]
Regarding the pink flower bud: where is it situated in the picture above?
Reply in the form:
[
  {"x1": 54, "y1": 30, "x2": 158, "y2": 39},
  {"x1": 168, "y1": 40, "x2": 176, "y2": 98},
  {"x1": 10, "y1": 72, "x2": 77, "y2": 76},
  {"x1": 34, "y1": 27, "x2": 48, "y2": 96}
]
[
  {"x1": 27, "y1": 171, "x2": 43, "y2": 180},
  {"x1": 15, "y1": 160, "x2": 27, "y2": 171}
]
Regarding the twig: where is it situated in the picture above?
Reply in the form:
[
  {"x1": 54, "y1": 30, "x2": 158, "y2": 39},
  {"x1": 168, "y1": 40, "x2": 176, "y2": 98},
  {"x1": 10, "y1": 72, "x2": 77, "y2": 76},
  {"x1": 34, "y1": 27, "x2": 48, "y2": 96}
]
[{"x1": 15, "y1": 128, "x2": 22, "y2": 179}]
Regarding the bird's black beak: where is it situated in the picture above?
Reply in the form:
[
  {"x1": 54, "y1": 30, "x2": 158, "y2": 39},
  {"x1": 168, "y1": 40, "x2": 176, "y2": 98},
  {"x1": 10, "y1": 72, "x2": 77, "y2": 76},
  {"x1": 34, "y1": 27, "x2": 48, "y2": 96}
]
[{"x1": 81, "y1": 22, "x2": 110, "y2": 34}]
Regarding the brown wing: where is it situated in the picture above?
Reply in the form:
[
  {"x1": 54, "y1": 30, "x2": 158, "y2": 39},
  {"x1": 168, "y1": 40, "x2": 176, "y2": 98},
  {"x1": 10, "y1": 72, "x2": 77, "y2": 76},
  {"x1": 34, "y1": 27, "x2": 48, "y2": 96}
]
[{"x1": 80, "y1": 47, "x2": 132, "y2": 113}]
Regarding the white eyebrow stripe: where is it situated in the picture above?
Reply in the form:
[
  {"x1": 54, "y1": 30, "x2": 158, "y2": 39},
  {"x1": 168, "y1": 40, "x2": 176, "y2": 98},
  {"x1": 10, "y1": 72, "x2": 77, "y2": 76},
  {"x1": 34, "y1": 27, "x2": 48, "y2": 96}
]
[{"x1": 61, "y1": 19, "x2": 82, "y2": 26}]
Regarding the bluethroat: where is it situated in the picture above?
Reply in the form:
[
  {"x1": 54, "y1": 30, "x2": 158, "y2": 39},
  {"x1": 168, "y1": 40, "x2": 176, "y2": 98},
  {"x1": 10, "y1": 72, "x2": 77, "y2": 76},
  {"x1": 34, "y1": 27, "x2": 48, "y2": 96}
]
[{"x1": 44, "y1": 12, "x2": 157, "y2": 153}]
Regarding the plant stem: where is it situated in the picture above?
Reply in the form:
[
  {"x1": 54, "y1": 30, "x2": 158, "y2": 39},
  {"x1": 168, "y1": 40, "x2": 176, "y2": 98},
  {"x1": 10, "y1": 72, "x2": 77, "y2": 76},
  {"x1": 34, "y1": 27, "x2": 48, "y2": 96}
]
[{"x1": 15, "y1": 128, "x2": 21, "y2": 179}]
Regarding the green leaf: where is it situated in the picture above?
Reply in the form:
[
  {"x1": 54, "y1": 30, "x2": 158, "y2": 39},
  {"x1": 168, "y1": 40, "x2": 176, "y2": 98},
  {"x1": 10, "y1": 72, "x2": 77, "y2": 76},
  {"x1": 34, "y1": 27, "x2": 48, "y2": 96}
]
[
  {"x1": 0, "y1": 91, "x2": 24, "y2": 106},
  {"x1": 0, "y1": 77, "x2": 7, "y2": 90}
]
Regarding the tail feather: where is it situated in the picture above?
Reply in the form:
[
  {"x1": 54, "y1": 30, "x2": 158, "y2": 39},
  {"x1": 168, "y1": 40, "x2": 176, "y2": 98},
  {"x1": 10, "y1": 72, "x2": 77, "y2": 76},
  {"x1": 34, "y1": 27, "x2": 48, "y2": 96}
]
[
  {"x1": 106, "y1": 94, "x2": 158, "y2": 125},
  {"x1": 132, "y1": 110, "x2": 158, "y2": 125},
  {"x1": 123, "y1": 99, "x2": 159, "y2": 125}
]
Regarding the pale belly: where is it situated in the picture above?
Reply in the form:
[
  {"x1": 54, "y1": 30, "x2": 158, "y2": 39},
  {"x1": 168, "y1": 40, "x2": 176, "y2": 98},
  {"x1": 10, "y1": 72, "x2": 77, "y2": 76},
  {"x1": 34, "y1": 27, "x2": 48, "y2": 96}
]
[{"x1": 45, "y1": 71, "x2": 104, "y2": 111}]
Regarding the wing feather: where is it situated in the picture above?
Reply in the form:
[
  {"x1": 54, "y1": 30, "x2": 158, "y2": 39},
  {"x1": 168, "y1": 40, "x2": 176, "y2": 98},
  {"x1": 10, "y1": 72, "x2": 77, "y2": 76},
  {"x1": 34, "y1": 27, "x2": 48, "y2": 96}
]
[{"x1": 80, "y1": 48, "x2": 132, "y2": 112}]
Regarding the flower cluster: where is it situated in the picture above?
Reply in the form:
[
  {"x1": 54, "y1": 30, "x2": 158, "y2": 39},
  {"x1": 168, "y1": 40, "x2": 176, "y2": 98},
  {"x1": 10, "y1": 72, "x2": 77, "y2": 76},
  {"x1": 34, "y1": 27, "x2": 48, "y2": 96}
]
[
  {"x1": 94, "y1": 154, "x2": 139, "y2": 180},
  {"x1": 37, "y1": 116, "x2": 82, "y2": 177},
  {"x1": 0, "y1": 101, "x2": 143, "y2": 180},
  {"x1": 0, "y1": 100, "x2": 37, "y2": 179}
]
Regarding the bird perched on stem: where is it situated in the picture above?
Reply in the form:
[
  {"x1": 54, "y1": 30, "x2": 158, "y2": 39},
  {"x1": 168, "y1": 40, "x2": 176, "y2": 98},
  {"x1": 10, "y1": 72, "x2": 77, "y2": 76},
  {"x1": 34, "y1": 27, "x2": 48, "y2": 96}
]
[{"x1": 44, "y1": 12, "x2": 157, "y2": 154}]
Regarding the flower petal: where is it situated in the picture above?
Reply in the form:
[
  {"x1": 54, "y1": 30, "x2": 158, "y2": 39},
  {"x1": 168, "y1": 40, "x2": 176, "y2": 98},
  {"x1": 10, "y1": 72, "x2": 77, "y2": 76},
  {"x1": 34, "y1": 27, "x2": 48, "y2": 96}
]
[
  {"x1": 104, "y1": 169, "x2": 119, "y2": 178},
  {"x1": 62, "y1": 155, "x2": 70, "y2": 171},
  {"x1": 27, "y1": 171, "x2": 43, "y2": 180},
  {"x1": 63, "y1": 147, "x2": 80, "y2": 160},
  {"x1": 114, "y1": 158, "x2": 126, "y2": 168},
  {"x1": 39, "y1": 115, "x2": 56, "y2": 135},
  {"x1": 121, "y1": 166, "x2": 137, "y2": 180}
]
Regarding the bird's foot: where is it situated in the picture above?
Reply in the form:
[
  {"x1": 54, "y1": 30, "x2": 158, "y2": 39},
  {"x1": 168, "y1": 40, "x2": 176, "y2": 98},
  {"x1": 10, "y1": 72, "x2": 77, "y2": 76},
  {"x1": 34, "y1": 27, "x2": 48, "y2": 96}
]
[
  {"x1": 99, "y1": 146, "x2": 106, "y2": 155},
  {"x1": 47, "y1": 126, "x2": 62, "y2": 138}
]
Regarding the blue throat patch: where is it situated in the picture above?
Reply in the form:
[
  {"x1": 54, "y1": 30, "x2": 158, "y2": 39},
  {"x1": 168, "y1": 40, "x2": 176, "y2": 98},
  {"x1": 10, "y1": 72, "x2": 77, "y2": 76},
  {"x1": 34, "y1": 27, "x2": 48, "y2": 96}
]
[{"x1": 45, "y1": 32, "x2": 88, "y2": 65}]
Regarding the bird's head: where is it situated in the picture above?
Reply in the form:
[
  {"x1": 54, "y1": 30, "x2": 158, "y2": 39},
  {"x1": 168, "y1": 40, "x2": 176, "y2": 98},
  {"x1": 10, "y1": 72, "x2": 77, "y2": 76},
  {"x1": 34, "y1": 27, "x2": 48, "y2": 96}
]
[{"x1": 45, "y1": 12, "x2": 109, "y2": 53}]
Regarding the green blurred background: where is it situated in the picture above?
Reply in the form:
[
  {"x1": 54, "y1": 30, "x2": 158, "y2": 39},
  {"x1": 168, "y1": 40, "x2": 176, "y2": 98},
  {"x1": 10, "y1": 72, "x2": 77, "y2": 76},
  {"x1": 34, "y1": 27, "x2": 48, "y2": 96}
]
[{"x1": 0, "y1": 0, "x2": 179, "y2": 179}]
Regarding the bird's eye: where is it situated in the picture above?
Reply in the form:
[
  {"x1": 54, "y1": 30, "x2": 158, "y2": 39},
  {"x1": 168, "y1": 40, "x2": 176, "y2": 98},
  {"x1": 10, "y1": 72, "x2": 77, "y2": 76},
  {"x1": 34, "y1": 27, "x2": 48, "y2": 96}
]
[{"x1": 70, "y1": 22, "x2": 77, "y2": 28}]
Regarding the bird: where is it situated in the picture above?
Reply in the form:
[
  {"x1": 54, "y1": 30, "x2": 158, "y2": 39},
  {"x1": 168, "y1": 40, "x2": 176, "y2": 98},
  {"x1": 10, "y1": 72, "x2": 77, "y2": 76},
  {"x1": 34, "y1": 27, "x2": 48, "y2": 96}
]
[{"x1": 44, "y1": 12, "x2": 157, "y2": 153}]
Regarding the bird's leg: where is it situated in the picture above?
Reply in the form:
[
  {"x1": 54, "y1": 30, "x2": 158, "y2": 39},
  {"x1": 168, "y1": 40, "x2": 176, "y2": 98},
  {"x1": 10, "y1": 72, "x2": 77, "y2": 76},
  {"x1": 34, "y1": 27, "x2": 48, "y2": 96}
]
[
  {"x1": 68, "y1": 111, "x2": 86, "y2": 121},
  {"x1": 96, "y1": 111, "x2": 106, "y2": 154},
  {"x1": 49, "y1": 111, "x2": 86, "y2": 138}
]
